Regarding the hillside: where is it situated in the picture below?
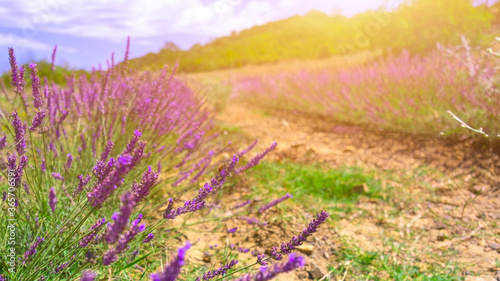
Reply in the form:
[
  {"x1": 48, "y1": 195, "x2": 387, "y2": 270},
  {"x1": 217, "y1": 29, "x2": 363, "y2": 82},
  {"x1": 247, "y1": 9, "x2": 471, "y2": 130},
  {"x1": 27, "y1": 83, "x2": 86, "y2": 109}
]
[{"x1": 129, "y1": 0, "x2": 492, "y2": 73}]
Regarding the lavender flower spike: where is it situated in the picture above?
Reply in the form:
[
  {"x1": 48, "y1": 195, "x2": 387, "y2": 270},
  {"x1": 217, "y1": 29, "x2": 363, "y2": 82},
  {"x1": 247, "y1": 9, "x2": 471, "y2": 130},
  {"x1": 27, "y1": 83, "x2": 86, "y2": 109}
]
[
  {"x1": 235, "y1": 253, "x2": 304, "y2": 281},
  {"x1": 131, "y1": 166, "x2": 159, "y2": 204},
  {"x1": 102, "y1": 214, "x2": 146, "y2": 265},
  {"x1": 87, "y1": 139, "x2": 146, "y2": 207},
  {"x1": 227, "y1": 227, "x2": 238, "y2": 234},
  {"x1": 29, "y1": 63, "x2": 43, "y2": 109},
  {"x1": 51, "y1": 45, "x2": 57, "y2": 71},
  {"x1": 29, "y1": 110, "x2": 47, "y2": 131},
  {"x1": 79, "y1": 218, "x2": 105, "y2": 248},
  {"x1": 80, "y1": 270, "x2": 96, "y2": 281},
  {"x1": 123, "y1": 130, "x2": 142, "y2": 154},
  {"x1": 236, "y1": 142, "x2": 277, "y2": 174},
  {"x1": 74, "y1": 175, "x2": 91, "y2": 195},
  {"x1": 49, "y1": 187, "x2": 57, "y2": 213},
  {"x1": 150, "y1": 241, "x2": 191, "y2": 281},
  {"x1": 231, "y1": 200, "x2": 251, "y2": 210},
  {"x1": 258, "y1": 193, "x2": 292, "y2": 213},
  {"x1": 11, "y1": 111, "x2": 26, "y2": 155},
  {"x1": 8, "y1": 47, "x2": 25, "y2": 95},
  {"x1": 104, "y1": 192, "x2": 134, "y2": 244},
  {"x1": 23, "y1": 237, "x2": 44, "y2": 261},
  {"x1": 65, "y1": 153, "x2": 73, "y2": 169},
  {"x1": 270, "y1": 211, "x2": 329, "y2": 260},
  {"x1": 51, "y1": 172, "x2": 64, "y2": 181},
  {"x1": 142, "y1": 233, "x2": 154, "y2": 243},
  {"x1": 0, "y1": 135, "x2": 7, "y2": 150},
  {"x1": 199, "y1": 259, "x2": 238, "y2": 280},
  {"x1": 238, "y1": 139, "x2": 257, "y2": 157},
  {"x1": 8, "y1": 47, "x2": 19, "y2": 88},
  {"x1": 163, "y1": 155, "x2": 239, "y2": 220}
]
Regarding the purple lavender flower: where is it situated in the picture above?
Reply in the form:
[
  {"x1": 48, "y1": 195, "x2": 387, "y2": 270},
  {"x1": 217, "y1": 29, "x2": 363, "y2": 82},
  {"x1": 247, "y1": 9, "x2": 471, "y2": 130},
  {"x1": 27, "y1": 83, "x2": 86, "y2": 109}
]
[
  {"x1": 200, "y1": 259, "x2": 238, "y2": 280},
  {"x1": 131, "y1": 166, "x2": 159, "y2": 204},
  {"x1": 236, "y1": 142, "x2": 277, "y2": 174},
  {"x1": 227, "y1": 227, "x2": 238, "y2": 234},
  {"x1": 17, "y1": 65, "x2": 25, "y2": 98},
  {"x1": 238, "y1": 140, "x2": 258, "y2": 157},
  {"x1": 0, "y1": 135, "x2": 7, "y2": 150},
  {"x1": 8, "y1": 154, "x2": 28, "y2": 187},
  {"x1": 49, "y1": 187, "x2": 57, "y2": 212},
  {"x1": 93, "y1": 157, "x2": 116, "y2": 181},
  {"x1": 80, "y1": 134, "x2": 87, "y2": 150},
  {"x1": 23, "y1": 182, "x2": 30, "y2": 194},
  {"x1": 258, "y1": 193, "x2": 292, "y2": 213},
  {"x1": 100, "y1": 140, "x2": 114, "y2": 161},
  {"x1": 51, "y1": 45, "x2": 57, "y2": 71},
  {"x1": 102, "y1": 215, "x2": 146, "y2": 265},
  {"x1": 131, "y1": 249, "x2": 139, "y2": 260},
  {"x1": 54, "y1": 255, "x2": 75, "y2": 273},
  {"x1": 11, "y1": 111, "x2": 26, "y2": 155},
  {"x1": 57, "y1": 110, "x2": 69, "y2": 125},
  {"x1": 0, "y1": 274, "x2": 6, "y2": 281},
  {"x1": 29, "y1": 63, "x2": 43, "y2": 109},
  {"x1": 41, "y1": 158, "x2": 46, "y2": 172},
  {"x1": 257, "y1": 254, "x2": 267, "y2": 266},
  {"x1": 231, "y1": 200, "x2": 251, "y2": 210},
  {"x1": 29, "y1": 110, "x2": 47, "y2": 131},
  {"x1": 123, "y1": 130, "x2": 142, "y2": 155},
  {"x1": 234, "y1": 253, "x2": 305, "y2": 281},
  {"x1": 8, "y1": 48, "x2": 19, "y2": 87},
  {"x1": 2, "y1": 192, "x2": 6, "y2": 201},
  {"x1": 238, "y1": 248, "x2": 250, "y2": 253},
  {"x1": 73, "y1": 175, "x2": 92, "y2": 195},
  {"x1": 142, "y1": 233, "x2": 154, "y2": 243},
  {"x1": 74, "y1": 175, "x2": 92, "y2": 195},
  {"x1": 51, "y1": 172, "x2": 64, "y2": 181},
  {"x1": 65, "y1": 153, "x2": 73, "y2": 169},
  {"x1": 270, "y1": 211, "x2": 328, "y2": 260},
  {"x1": 49, "y1": 142, "x2": 58, "y2": 157},
  {"x1": 239, "y1": 216, "x2": 267, "y2": 226},
  {"x1": 79, "y1": 218, "x2": 105, "y2": 248},
  {"x1": 87, "y1": 140, "x2": 145, "y2": 207},
  {"x1": 150, "y1": 241, "x2": 191, "y2": 281},
  {"x1": 8, "y1": 48, "x2": 24, "y2": 94},
  {"x1": 104, "y1": 192, "x2": 134, "y2": 244},
  {"x1": 163, "y1": 155, "x2": 239, "y2": 220},
  {"x1": 80, "y1": 270, "x2": 96, "y2": 281},
  {"x1": 23, "y1": 237, "x2": 44, "y2": 261}
]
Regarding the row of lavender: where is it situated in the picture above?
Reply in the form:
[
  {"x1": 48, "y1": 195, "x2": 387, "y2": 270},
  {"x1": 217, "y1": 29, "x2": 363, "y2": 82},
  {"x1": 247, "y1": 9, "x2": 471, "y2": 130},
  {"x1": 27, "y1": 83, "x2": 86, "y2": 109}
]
[
  {"x1": 0, "y1": 39, "x2": 328, "y2": 280},
  {"x1": 231, "y1": 39, "x2": 499, "y2": 137}
]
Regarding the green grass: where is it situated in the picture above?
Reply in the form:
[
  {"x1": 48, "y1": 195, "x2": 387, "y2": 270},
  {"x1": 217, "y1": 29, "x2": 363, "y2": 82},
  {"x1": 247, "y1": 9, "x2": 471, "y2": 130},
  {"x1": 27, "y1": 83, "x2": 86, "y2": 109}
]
[
  {"x1": 245, "y1": 161, "x2": 382, "y2": 207},
  {"x1": 326, "y1": 236, "x2": 464, "y2": 281},
  {"x1": 242, "y1": 162, "x2": 470, "y2": 280}
]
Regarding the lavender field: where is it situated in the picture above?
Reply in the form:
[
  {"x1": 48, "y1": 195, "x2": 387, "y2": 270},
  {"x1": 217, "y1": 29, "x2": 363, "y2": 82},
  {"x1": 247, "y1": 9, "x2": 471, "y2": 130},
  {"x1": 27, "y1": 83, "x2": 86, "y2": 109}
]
[
  {"x1": 1, "y1": 1, "x2": 500, "y2": 281},
  {"x1": 231, "y1": 40, "x2": 500, "y2": 138}
]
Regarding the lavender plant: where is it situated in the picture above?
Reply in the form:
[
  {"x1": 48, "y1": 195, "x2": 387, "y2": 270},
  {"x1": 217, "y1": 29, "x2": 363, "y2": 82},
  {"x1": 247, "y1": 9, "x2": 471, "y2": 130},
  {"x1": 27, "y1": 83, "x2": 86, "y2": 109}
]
[
  {"x1": 0, "y1": 39, "x2": 328, "y2": 280},
  {"x1": 231, "y1": 39, "x2": 499, "y2": 136}
]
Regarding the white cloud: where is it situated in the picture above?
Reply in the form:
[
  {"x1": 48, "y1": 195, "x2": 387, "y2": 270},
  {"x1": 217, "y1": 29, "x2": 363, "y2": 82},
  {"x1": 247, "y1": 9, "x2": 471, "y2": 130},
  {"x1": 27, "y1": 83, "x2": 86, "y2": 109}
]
[
  {"x1": 0, "y1": 33, "x2": 52, "y2": 50},
  {"x1": 0, "y1": 0, "x2": 391, "y2": 43}
]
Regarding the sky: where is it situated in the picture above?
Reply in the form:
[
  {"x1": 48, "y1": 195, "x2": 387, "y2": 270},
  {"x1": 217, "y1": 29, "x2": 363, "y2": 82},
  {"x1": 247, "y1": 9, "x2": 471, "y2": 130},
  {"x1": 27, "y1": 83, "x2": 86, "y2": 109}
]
[{"x1": 0, "y1": 0, "x2": 493, "y2": 71}]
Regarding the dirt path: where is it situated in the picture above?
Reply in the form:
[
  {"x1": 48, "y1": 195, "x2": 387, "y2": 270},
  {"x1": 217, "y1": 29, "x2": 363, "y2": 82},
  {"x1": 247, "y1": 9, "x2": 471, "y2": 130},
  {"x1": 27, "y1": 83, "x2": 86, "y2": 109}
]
[{"x1": 215, "y1": 101, "x2": 500, "y2": 279}]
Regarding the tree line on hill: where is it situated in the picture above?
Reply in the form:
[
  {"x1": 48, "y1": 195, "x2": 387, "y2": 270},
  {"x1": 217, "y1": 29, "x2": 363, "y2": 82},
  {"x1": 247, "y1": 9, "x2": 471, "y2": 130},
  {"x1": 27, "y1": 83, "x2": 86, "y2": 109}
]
[{"x1": 129, "y1": 0, "x2": 493, "y2": 73}]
